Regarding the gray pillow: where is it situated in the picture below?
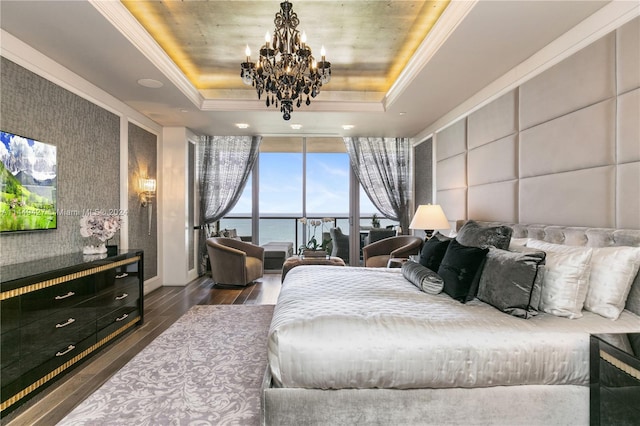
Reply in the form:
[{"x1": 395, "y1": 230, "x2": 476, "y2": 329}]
[
  {"x1": 477, "y1": 247, "x2": 546, "y2": 318},
  {"x1": 456, "y1": 220, "x2": 513, "y2": 250},
  {"x1": 402, "y1": 261, "x2": 444, "y2": 295}
]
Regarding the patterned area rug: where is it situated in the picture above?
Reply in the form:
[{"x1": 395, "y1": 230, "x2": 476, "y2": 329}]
[{"x1": 58, "y1": 305, "x2": 275, "y2": 426}]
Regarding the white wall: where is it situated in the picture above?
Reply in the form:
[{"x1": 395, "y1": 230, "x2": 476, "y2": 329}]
[{"x1": 161, "y1": 127, "x2": 199, "y2": 285}]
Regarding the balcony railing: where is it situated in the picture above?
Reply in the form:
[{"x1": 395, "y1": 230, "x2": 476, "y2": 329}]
[{"x1": 217, "y1": 214, "x2": 398, "y2": 259}]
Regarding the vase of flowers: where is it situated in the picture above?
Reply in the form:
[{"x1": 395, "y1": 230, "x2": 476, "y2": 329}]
[
  {"x1": 80, "y1": 212, "x2": 122, "y2": 255},
  {"x1": 298, "y1": 217, "x2": 333, "y2": 255}
]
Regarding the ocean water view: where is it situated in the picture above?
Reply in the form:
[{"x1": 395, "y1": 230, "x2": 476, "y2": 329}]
[{"x1": 219, "y1": 216, "x2": 398, "y2": 251}]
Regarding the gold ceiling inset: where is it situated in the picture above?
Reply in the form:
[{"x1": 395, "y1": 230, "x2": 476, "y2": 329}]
[{"x1": 122, "y1": 1, "x2": 449, "y2": 98}]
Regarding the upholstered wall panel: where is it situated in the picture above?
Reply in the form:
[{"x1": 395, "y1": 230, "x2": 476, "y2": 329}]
[
  {"x1": 468, "y1": 181, "x2": 518, "y2": 223},
  {"x1": 436, "y1": 188, "x2": 467, "y2": 229},
  {"x1": 617, "y1": 88, "x2": 640, "y2": 163},
  {"x1": 467, "y1": 90, "x2": 518, "y2": 149},
  {"x1": 422, "y1": 20, "x2": 635, "y2": 231},
  {"x1": 617, "y1": 163, "x2": 640, "y2": 229},
  {"x1": 435, "y1": 118, "x2": 466, "y2": 161},
  {"x1": 414, "y1": 138, "x2": 433, "y2": 206},
  {"x1": 468, "y1": 135, "x2": 518, "y2": 186},
  {"x1": 0, "y1": 58, "x2": 120, "y2": 266},
  {"x1": 436, "y1": 154, "x2": 466, "y2": 190},
  {"x1": 519, "y1": 34, "x2": 615, "y2": 130},
  {"x1": 519, "y1": 166, "x2": 615, "y2": 227},
  {"x1": 519, "y1": 99, "x2": 615, "y2": 178},
  {"x1": 128, "y1": 123, "x2": 158, "y2": 280},
  {"x1": 617, "y1": 17, "x2": 640, "y2": 95}
]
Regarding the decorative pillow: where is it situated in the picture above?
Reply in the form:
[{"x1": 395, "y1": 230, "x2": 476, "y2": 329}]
[
  {"x1": 438, "y1": 239, "x2": 489, "y2": 302},
  {"x1": 418, "y1": 237, "x2": 451, "y2": 271},
  {"x1": 456, "y1": 220, "x2": 513, "y2": 250},
  {"x1": 584, "y1": 246, "x2": 640, "y2": 320},
  {"x1": 477, "y1": 247, "x2": 546, "y2": 318},
  {"x1": 402, "y1": 261, "x2": 444, "y2": 295},
  {"x1": 526, "y1": 240, "x2": 593, "y2": 319}
]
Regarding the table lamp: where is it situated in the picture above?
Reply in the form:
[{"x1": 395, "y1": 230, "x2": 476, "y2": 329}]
[{"x1": 409, "y1": 204, "x2": 450, "y2": 240}]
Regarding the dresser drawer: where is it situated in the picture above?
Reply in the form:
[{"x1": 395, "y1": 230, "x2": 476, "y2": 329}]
[
  {"x1": 21, "y1": 305, "x2": 96, "y2": 374},
  {"x1": 95, "y1": 281, "x2": 139, "y2": 314},
  {"x1": 1, "y1": 297, "x2": 20, "y2": 333},
  {"x1": 96, "y1": 308, "x2": 140, "y2": 341},
  {"x1": 20, "y1": 276, "x2": 96, "y2": 326},
  {"x1": 20, "y1": 333, "x2": 96, "y2": 395},
  {"x1": 1, "y1": 329, "x2": 21, "y2": 398}
]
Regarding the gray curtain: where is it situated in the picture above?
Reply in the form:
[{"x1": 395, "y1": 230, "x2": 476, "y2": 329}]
[
  {"x1": 197, "y1": 135, "x2": 261, "y2": 275},
  {"x1": 343, "y1": 137, "x2": 412, "y2": 234}
]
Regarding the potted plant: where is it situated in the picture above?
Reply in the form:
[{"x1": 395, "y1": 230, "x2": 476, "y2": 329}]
[{"x1": 371, "y1": 213, "x2": 381, "y2": 228}]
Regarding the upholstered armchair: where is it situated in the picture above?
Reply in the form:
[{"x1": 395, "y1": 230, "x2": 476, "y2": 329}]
[
  {"x1": 363, "y1": 235, "x2": 423, "y2": 267},
  {"x1": 363, "y1": 228, "x2": 396, "y2": 245},
  {"x1": 206, "y1": 237, "x2": 264, "y2": 287},
  {"x1": 329, "y1": 227, "x2": 350, "y2": 264}
]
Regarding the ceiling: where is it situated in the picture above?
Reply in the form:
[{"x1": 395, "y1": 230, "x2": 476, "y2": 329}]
[{"x1": 0, "y1": 1, "x2": 611, "y2": 139}]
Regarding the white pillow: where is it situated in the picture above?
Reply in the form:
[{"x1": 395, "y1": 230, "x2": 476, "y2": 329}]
[
  {"x1": 584, "y1": 246, "x2": 640, "y2": 320},
  {"x1": 526, "y1": 240, "x2": 593, "y2": 319}
]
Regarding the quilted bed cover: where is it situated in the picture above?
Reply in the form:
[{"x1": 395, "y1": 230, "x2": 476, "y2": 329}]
[{"x1": 268, "y1": 265, "x2": 640, "y2": 389}]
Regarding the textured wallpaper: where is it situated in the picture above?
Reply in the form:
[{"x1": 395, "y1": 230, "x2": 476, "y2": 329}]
[
  {"x1": 0, "y1": 58, "x2": 120, "y2": 266},
  {"x1": 128, "y1": 123, "x2": 158, "y2": 279}
]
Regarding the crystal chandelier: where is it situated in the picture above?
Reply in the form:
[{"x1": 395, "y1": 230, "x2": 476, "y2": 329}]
[{"x1": 240, "y1": 1, "x2": 331, "y2": 120}]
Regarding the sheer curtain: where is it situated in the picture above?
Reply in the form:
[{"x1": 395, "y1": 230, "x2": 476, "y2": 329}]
[
  {"x1": 197, "y1": 135, "x2": 261, "y2": 275},
  {"x1": 343, "y1": 137, "x2": 412, "y2": 234}
]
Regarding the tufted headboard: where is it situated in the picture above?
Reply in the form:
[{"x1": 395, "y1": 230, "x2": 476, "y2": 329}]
[{"x1": 455, "y1": 220, "x2": 640, "y2": 316}]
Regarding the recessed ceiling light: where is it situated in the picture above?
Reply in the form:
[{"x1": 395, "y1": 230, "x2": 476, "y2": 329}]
[
  {"x1": 137, "y1": 78, "x2": 164, "y2": 88},
  {"x1": 399, "y1": 112, "x2": 407, "y2": 116},
  {"x1": 341, "y1": 124, "x2": 355, "y2": 130},
  {"x1": 235, "y1": 123, "x2": 250, "y2": 129},
  {"x1": 290, "y1": 124, "x2": 303, "y2": 130}
]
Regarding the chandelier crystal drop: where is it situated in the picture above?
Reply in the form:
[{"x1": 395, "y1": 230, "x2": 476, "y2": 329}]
[{"x1": 240, "y1": 1, "x2": 331, "y2": 120}]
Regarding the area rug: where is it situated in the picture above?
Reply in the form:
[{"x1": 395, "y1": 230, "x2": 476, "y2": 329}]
[{"x1": 58, "y1": 304, "x2": 275, "y2": 426}]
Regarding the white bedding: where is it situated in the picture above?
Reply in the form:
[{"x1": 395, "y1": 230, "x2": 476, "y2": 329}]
[{"x1": 268, "y1": 265, "x2": 640, "y2": 390}]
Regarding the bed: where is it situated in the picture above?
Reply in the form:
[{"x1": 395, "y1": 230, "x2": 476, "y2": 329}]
[{"x1": 262, "y1": 223, "x2": 640, "y2": 425}]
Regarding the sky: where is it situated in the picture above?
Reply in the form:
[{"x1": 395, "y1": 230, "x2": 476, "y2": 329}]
[{"x1": 229, "y1": 151, "x2": 379, "y2": 216}]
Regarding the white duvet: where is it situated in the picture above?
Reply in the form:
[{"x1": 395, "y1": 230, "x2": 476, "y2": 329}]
[{"x1": 268, "y1": 265, "x2": 640, "y2": 389}]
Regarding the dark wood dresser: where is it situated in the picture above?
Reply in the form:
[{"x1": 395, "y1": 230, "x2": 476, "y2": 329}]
[
  {"x1": 590, "y1": 333, "x2": 640, "y2": 425},
  {"x1": 0, "y1": 250, "x2": 144, "y2": 417}
]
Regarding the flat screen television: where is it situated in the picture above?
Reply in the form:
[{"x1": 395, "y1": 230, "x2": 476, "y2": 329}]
[{"x1": 0, "y1": 130, "x2": 57, "y2": 232}]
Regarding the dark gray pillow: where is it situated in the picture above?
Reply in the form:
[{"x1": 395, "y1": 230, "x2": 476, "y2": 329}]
[
  {"x1": 456, "y1": 220, "x2": 513, "y2": 250},
  {"x1": 402, "y1": 261, "x2": 444, "y2": 295},
  {"x1": 418, "y1": 237, "x2": 451, "y2": 271},
  {"x1": 438, "y1": 240, "x2": 489, "y2": 302},
  {"x1": 477, "y1": 247, "x2": 546, "y2": 319}
]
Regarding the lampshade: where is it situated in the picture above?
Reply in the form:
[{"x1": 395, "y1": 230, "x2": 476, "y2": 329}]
[
  {"x1": 140, "y1": 178, "x2": 156, "y2": 193},
  {"x1": 409, "y1": 204, "x2": 450, "y2": 232}
]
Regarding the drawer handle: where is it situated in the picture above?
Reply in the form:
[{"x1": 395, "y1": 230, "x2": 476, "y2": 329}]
[
  {"x1": 56, "y1": 318, "x2": 76, "y2": 328},
  {"x1": 115, "y1": 293, "x2": 129, "y2": 301},
  {"x1": 115, "y1": 273, "x2": 129, "y2": 279},
  {"x1": 56, "y1": 345, "x2": 75, "y2": 357},
  {"x1": 115, "y1": 313, "x2": 129, "y2": 322},
  {"x1": 55, "y1": 291, "x2": 75, "y2": 300}
]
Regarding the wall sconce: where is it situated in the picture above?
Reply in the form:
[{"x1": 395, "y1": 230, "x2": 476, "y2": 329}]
[{"x1": 139, "y1": 178, "x2": 156, "y2": 235}]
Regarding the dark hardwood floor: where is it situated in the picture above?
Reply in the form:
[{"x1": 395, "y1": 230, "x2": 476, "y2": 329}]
[{"x1": 2, "y1": 272, "x2": 282, "y2": 426}]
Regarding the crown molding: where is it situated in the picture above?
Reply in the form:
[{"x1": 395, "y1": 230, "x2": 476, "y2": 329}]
[
  {"x1": 412, "y1": 0, "x2": 640, "y2": 143},
  {"x1": 89, "y1": 0, "x2": 204, "y2": 109},
  {"x1": 0, "y1": 29, "x2": 160, "y2": 132},
  {"x1": 384, "y1": 0, "x2": 479, "y2": 109}
]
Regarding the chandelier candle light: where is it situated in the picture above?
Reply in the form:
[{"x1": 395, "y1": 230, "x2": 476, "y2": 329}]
[{"x1": 241, "y1": 1, "x2": 331, "y2": 120}]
